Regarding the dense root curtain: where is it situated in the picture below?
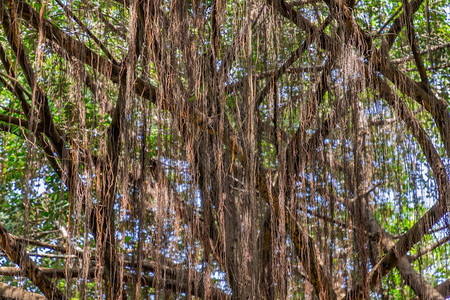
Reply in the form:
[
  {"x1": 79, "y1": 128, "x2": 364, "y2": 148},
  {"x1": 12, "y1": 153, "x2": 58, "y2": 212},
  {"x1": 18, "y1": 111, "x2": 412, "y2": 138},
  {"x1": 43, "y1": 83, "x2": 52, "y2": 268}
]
[{"x1": 0, "y1": 0, "x2": 448, "y2": 299}]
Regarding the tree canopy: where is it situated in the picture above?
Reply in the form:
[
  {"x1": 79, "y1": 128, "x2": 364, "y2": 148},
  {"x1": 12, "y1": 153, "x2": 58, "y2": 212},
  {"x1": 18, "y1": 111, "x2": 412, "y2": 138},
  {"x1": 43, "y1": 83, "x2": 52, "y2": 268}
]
[{"x1": 0, "y1": 0, "x2": 449, "y2": 299}]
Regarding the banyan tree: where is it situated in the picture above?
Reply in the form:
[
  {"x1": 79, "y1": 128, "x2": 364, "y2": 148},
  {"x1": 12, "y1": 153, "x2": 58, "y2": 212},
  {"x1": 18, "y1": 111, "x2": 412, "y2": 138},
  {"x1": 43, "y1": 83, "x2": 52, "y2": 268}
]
[{"x1": 0, "y1": 0, "x2": 448, "y2": 299}]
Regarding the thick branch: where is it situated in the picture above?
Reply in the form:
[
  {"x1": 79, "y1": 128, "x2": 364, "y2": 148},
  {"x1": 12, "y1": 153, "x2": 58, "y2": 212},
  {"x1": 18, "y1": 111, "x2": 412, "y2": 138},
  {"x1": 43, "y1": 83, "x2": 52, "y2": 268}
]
[
  {"x1": 381, "y1": 0, "x2": 425, "y2": 53},
  {"x1": 0, "y1": 221, "x2": 67, "y2": 300},
  {"x1": 1, "y1": 2, "x2": 67, "y2": 162},
  {"x1": 397, "y1": 256, "x2": 444, "y2": 300},
  {"x1": 54, "y1": 0, "x2": 118, "y2": 65},
  {"x1": 0, "y1": 282, "x2": 46, "y2": 300},
  {"x1": 0, "y1": 263, "x2": 227, "y2": 299},
  {"x1": 322, "y1": 0, "x2": 450, "y2": 155},
  {"x1": 436, "y1": 279, "x2": 450, "y2": 299},
  {"x1": 15, "y1": 0, "x2": 156, "y2": 102},
  {"x1": 360, "y1": 68, "x2": 449, "y2": 293},
  {"x1": 0, "y1": 44, "x2": 32, "y2": 117},
  {"x1": 268, "y1": 0, "x2": 450, "y2": 155},
  {"x1": 408, "y1": 235, "x2": 450, "y2": 261}
]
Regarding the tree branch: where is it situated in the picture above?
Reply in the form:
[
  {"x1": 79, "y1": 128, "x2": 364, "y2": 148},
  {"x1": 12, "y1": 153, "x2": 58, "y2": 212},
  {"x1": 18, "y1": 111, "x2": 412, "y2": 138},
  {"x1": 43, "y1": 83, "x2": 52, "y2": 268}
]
[
  {"x1": 255, "y1": 15, "x2": 332, "y2": 108},
  {"x1": 1, "y1": 1, "x2": 67, "y2": 162},
  {"x1": 356, "y1": 66, "x2": 449, "y2": 294},
  {"x1": 408, "y1": 235, "x2": 450, "y2": 261},
  {"x1": 436, "y1": 279, "x2": 450, "y2": 299},
  {"x1": 54, "y1": 0, "x2": 118, "y2": 65},
  {"x1": 381, "y1": 0, "x2": 425, "y2": 53},
  {"x1": 0, "y1": 221, "x2": 67, "y2": 300},
  {"x1": 0, "y1": 258, "x2": 228, "y2": 299},
  {"x1": 0, "y1": 282, "x2": 46, "y2": 300},
  {"x1": 268, "y1": 0, "x2": 450, "y2": 155},
  {"x1": 391, "y1": 42, "x2": 450, "y2": 64},
  {"x1": 14, "y1": 0, "x2": 156, "y2": 101},
  {"x1": 397, "y1": 256, "x2": 444, "y2": 300},
  {"x1": 403, "y1": 0, "x2": 430, "y2": 89}
]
